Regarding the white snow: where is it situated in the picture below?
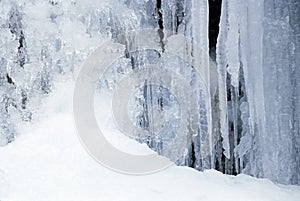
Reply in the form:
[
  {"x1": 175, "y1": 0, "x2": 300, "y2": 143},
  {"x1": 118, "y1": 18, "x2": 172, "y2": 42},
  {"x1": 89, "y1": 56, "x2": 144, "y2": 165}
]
[{"x1": 0, "y1": 80, "x2": 300, "y2": 201}]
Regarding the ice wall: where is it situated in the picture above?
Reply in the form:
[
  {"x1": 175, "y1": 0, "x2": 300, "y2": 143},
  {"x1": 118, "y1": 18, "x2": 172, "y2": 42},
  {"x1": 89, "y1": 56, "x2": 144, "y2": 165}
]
[{"x1": 217, "y1": 0, "x2": 300, "y2": 184}]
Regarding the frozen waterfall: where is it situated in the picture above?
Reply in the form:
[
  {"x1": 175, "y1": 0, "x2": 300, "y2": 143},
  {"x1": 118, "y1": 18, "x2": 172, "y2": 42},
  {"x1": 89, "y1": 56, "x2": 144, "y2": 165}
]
[{"x1": 0, "y1": 0, "x2": 299, "y2": 185}]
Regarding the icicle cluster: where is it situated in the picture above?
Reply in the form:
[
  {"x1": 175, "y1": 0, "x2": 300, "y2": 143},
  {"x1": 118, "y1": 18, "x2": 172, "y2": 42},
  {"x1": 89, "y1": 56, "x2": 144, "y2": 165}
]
[
  {"x1": 216, "y1": 0, "x2": 300, "y2": 184},
  {"x1": 0, "y1": 0, "x2": 139, "y2": 145}
]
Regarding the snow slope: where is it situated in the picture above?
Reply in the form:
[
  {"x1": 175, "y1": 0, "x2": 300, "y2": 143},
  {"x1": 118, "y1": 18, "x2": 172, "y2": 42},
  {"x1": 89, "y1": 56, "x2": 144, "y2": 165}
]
[{"x1": 0, "y1": 81, "x2": 300, "y2": 201}]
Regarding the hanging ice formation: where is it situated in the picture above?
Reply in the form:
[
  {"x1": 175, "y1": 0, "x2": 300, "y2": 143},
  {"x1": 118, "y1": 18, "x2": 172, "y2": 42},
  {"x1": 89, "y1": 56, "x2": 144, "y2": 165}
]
[{"x1": 0, "y1": 0, "x2": 299, "y2": 185}]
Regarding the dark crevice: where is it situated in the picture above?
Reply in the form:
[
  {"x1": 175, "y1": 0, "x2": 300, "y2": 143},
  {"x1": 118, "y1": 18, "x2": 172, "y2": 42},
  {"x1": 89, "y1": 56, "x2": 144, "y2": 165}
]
[
  {"x1": 189, "y1": 142, "x2": 196, "y2": 168},
  {"x1": 209, "y1": 0, "x2": 222, "y2": 57},
  {"x1": 156, "y1": 0, "x2": 163, "y2": 29},
  {"x1": 6, "y1": 74, "x2": 14, "y2": 85},
  {"x1": 156, "y1": 0, "x2": 165, "y2": 52},
  {"x1": 17, "y1": 31, "x2": 26, "y2": 68}
]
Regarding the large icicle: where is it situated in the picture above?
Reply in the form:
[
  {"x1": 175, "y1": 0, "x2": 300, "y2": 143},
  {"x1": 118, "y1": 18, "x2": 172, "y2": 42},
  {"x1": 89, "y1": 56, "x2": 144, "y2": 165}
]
[
  {"x1": 216, "y1": 0, "x2": 230, "y2": 159},
  {"x1": 190, "y1": 0, "x2": 211, "y2": 169}
]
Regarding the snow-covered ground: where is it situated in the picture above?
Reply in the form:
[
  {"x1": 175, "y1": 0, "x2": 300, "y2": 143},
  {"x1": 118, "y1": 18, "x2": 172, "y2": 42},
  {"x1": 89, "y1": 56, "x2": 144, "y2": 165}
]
[{"x1": 0, "y1": 81, "x2": 300, "y2": 201}]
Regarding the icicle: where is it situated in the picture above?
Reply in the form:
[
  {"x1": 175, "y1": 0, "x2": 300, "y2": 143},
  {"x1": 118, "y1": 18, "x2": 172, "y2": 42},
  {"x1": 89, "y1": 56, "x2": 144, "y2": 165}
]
[{"x1": 216, "y1": 0, "x2": 230, "y2": 159}]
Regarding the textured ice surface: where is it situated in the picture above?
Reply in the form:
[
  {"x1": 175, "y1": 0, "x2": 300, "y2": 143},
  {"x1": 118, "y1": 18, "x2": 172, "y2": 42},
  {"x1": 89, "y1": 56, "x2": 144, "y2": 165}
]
[{"x1": 217, "y1": 0, "x2": 300, "y2": 184}]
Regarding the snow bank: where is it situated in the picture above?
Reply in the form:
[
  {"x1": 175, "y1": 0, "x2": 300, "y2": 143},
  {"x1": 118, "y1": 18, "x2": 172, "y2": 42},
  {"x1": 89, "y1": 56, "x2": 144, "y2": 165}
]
[{"x1": 0, "y1": 80, "x2": 299, "y2": 201}]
